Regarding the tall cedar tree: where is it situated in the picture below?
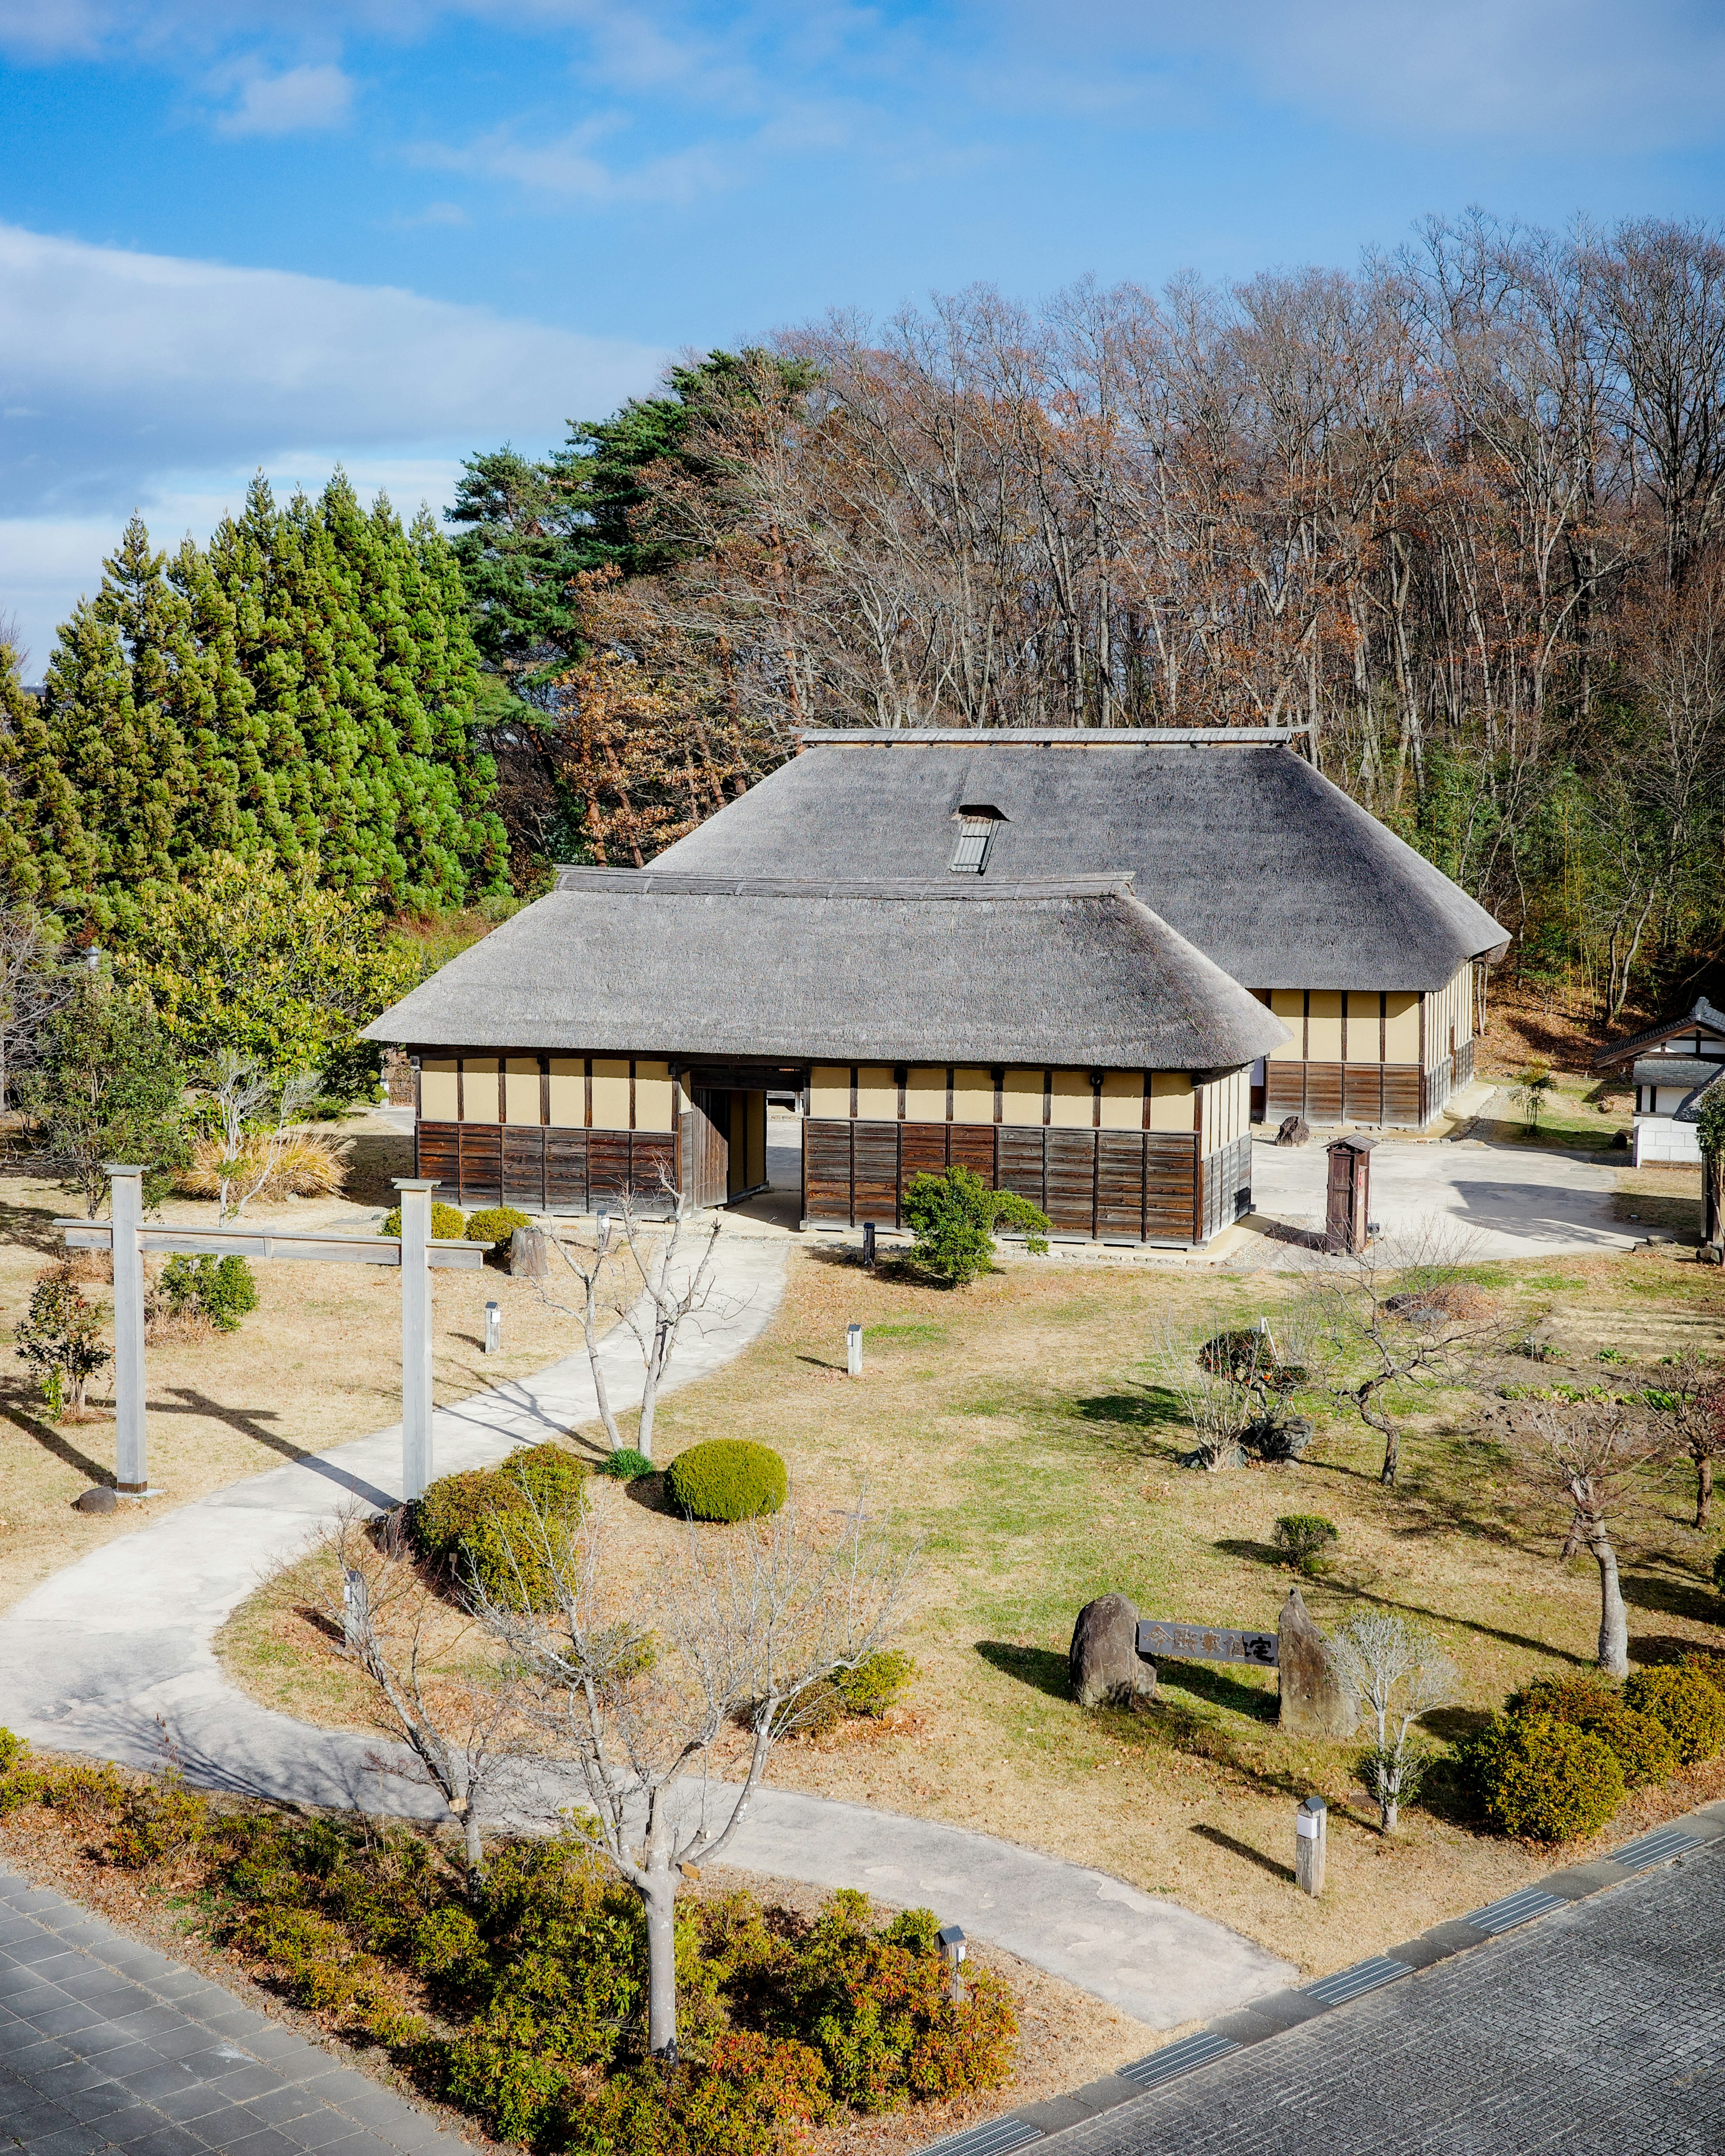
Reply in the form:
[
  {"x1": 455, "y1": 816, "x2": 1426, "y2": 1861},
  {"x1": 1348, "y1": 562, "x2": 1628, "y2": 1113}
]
[{"x1": 1, "y1": 479, "x2": 506, "y2": 928}]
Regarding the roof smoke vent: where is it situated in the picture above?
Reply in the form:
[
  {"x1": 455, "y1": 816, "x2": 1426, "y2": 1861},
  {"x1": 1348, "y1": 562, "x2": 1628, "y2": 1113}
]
[{"x1": 950, "y1": 804, "x2": 1004, "y2": 875}]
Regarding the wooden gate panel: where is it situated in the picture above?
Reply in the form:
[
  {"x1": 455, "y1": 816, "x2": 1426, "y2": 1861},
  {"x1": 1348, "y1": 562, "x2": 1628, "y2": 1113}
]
[
  {"x1": 544, "y1": 1128, "x2": 588, "y2": 1212},
  {"x1": 805, "y1": 1120, "x2": 853, "y2": 1224},
  {"x1": 1096, "y1": 1131, "x2": 1146, "y2": 1238},
  {"x1": 852, "y1": 1122, "x2": 900, "y2": 1225},
  {"x1": 501, "y1": 1127, "x2": 546, "y2": 1211},
  {"x1": 1044, "y1": 1129, "x2": 1097, "y2": 1236},
  {"x1": 996, "y1": 1128, "x2": 1046, "y2": 1213},
  {"x1": 457, "y1": 1125, "x2": 501, "y2": 1207}
]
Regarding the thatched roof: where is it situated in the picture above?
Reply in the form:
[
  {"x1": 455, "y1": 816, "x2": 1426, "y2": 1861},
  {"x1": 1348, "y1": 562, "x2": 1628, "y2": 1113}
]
[
  {"x1": 364, "y1": 870, "x2": 1289, "y2": 1070},
  {"x1": 1595, "y1": 995, "x2": 1725, "y2": 1071},
  {"x1": 655, "y1": 735, "x2": 1508, "y2": 992}
]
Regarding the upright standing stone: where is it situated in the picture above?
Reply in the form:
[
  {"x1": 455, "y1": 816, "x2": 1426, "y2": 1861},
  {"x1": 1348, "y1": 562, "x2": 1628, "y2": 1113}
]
[
  {"x1": 1070, "y1": 1593, "x2": 1159, "y2": 1710},
  {"x1": 509, "y1": 1225, "x2": 555, "y2": 1279},
  {"x1": 1277, "y1": 1586, "x2": 1358, "y2": 1738}
]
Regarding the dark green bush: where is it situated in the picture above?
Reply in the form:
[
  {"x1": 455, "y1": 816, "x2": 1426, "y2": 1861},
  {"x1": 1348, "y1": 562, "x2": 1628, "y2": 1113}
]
[
  {"x1": 1507, "y1": 1674, "x2": 1677, "y2": 1789},
  {"x1": 595, "y1": 1448, "x2": 656, "y2": 1481},
  {"x1": 664, "y1": 1440, "x2": 787, "y2": 1523},
  {"x1": 0, "y1": 1728, "x2": 17, "y2": 1776},
  {"x1": 411, "y1": 1443, "x2": 585, "y2": 1608},
  {"x1": 160, "y1": 1253, "x2": 258, "y2": 1332},
  {"x1": 465, "y1": 1206, "x2": 532, "y2": 1252},
  {"x1": 1713, "y1": 1548, "x2": 1725, "y2": 1597},
  {"x1": 900, "y1": 1166, "x2": 1050, "y2": 1286},
  {"x1": 380, "y1": 1201, "x2": 467, "y2": 1241},
  {"x1": 1623, "y1": 1665, "x2": 1725, "y2": 1763},
  {"x1": 797, "y1": 1652, "x2": 919, "y2": 1738},
  {"x1": 1459, "y1": 1714, "x2": 1624, "y2": 1840},
  {"x1": 1272, "y1": 1514, "x2": 1338, "y2": 1574}
]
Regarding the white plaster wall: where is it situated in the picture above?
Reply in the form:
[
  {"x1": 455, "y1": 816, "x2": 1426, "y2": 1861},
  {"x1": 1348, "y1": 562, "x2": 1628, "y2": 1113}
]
[{"x1": 1634, "y1": 1115, "x2": 1702, "y2": 1166}]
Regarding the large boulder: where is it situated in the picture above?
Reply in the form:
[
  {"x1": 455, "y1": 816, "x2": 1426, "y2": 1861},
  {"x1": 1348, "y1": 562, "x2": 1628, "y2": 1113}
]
[
  {"x1": 1277, "y1": 1586, "x2": 1358, "y2": 1738},
  {"x1": 1275, "y1": 1115, "x2": 1311, "y2": 1147},
  {"x1": 1245, "y1": 1417, "x2": 1314, "y2": 1462},
  {"x1": 1070, "y1": 1593, "x2": 1159, "y2": 1710}
]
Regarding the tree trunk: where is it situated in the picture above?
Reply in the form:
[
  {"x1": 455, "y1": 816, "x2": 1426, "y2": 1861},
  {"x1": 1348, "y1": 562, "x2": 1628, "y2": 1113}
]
[
  {"x1": 1591, "y1": 1531, "x2": 1629, "y2": 1677},
  {"x1": 640, "y1": 1866, "x2": 680, "y2": 2060},
  {"x1": 1376, "y1": 1418, "x2": 1400, "y2": 1486},
  {"x1": 459, "y1": 1802, "x2": 485, "y2": 1893},
  {"x1": 1697, "y1": 1452, "x2": 1713, "y2": 1533}
]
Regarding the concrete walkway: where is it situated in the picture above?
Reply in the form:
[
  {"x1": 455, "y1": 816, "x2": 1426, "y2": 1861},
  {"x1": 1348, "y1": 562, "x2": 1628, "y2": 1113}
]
[
  {"x1": 1242, "y1": 1131, "x2": 1638, "y2": 1261},
  {"x1": 0, "y1": 1867, "x2": 466, "y2": 2153},
  {"x1": 0, "y1": 1226, "x2": 1292, "y2": 2033}
]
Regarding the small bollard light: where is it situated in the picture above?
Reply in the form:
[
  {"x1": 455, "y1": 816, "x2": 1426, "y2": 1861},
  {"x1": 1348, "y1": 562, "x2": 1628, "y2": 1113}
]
[
  {"x1": 846, "y1": 1322, "x2": 863, "y2": 1377},
  {"x1": 1295, "y1": 1793, "x2": 1327, "y2": 1897},
  {"x1": 937, "y1": 1924, "x2": 967, "y2": 2002},
  {"x1": 862, "y1": 1222, "x2": 877, "y2": 1270},
  {"x1": 596, "y1": 1206, "x2": 612, "y2": 1257},
  {"x1": 484, "y1": 1300, "x2": 502, "y2": 1355}
]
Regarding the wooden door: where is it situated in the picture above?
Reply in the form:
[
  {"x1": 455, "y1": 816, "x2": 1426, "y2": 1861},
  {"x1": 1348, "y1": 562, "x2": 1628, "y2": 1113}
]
[
  {"x1": 684, "y1": 1089, "x2": 730, "y2": 1210},
  {"x1": 1325, "y1": 1145, "x2": 1356, "y2": 1252}
]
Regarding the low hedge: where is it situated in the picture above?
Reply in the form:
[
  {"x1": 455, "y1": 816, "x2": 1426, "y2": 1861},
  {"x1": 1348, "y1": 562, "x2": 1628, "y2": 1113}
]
[
  {"x1": 411, "y1": 1443, "x2": 585, "y2": 1608},
  {"x1": 1507, "y1": 1673, "x2": 1678, "y2": 1789},
  {"x1": 664, "y1": 1440, "x2": 787, "y2": 1523},
  {"x1": 465, "y1": 1206, "x2": 532, "y2": 1253},
  {"x1": 380, "y1": 1201, "x2": 467, "y2": 1241},
  {"x1": 1623, "y1": 1664, "x2": 1725, "y2": 1764},
  {"x1": 1458, "y1": 1714, "x2": 1624, "y2": 1842}
]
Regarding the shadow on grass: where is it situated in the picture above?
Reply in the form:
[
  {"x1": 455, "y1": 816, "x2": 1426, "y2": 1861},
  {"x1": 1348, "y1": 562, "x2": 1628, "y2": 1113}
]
[
  {"x1": 1156, "y1": 1659, "x2": 1279, "y2": 1722},
  {"x1": 1072, "y1": 1385, "x2": 1186, "y2": 1434},
  {"x1": 1422, "y1": 1705, "x2": 1495, "y2": 1745},
  {"x1": 1630, "y1": 1631, "x2": 1722, "y2": 1668},
  {"x1": 1213, "y1": 1537, "x2": 1289, "y2": 1570},
  {"x1": 1190, "y1": 1822, "x2": 1294, "y2": 1882},
  {"x1": 1621, "y1": 1567, "x2": 1721, "y2": 1625},
  {"x1": 796, "y1": 1354, "x2": 849, "y2": 1373},
  {"x1": 0, "y1": 1194, "x2": 68, "y2": 1258},
  {"x1": 1323, "y1": 1582, "x2": 1592, "y2": 1666},
  {"x1": 0, "y1": 1387, "x2": 113, "y2": 1486},
  {"x1": 974, "y1": 1641, "x2": 1069, "y2": 1701},
  {"x1": 624, "y1": 1471, "x2": 675, "y2": 1516}
]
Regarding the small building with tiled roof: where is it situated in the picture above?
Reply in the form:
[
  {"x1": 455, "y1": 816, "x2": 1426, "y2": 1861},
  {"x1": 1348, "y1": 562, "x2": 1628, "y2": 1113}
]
[{"x1": 1594, "y1": 995, "x2": 1725, "y2": 1166}]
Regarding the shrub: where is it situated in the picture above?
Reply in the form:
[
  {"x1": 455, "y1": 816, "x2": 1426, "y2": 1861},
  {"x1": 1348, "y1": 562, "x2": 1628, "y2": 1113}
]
[
  {"x1": 178, "y1": 1129, "x2": 345, "y2": 1202},
  {"x1": 1623, "y1": 1665, "x2": 1725, "y2": 1764},
  {"x1": 159, "y1": 1253, "x2": 258, "y2": 1333},
  {"x1": 665, "y1": 1440, "x2": 788, "y2": 1523},
  {"x1": 1272, "y1": 1514, "x2": 1339, "y2": 1574},
  {"x1": 595, "y1": 1448, "x2": 656, "y2": 1481},
  {"x1": 797, "y1": 1652, "x2": 919, "y2": 1738},
  {"x1": 1508, "y1": 1674, "x2": 1678, "y2": 1789},
  {"x1": 0, "y1": 1728, "x2": 18, "y2": 1776},
  {"x1": 1713, "y1": 1547, "x2": 1725, "y2": 1597},
  {"x1": 1459, "y1": 1714, "x2": 1624, "y2": 1840},
  {"x1": 13, "y1": 1270, "x2": 111, "y2": 1416},
  {"x1": 380, "y1": 1201, "x2": 467, "y2": 1241},
  {"x1": 900, "y1": 1166, "x2": 1050, "y2": 1286},
  {"x1": 411, "y1": 1443, "x2": 586, "y2": 1608},
  {"x1": 465, "y1": 1206, "x2": 532, "y2": 1253}
]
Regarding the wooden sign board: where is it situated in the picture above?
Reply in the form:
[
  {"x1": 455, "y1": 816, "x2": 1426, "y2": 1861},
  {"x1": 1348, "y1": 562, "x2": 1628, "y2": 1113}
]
[{"x1": 1137, "y1": 1619, "x2": 1278, "y2": 1668}]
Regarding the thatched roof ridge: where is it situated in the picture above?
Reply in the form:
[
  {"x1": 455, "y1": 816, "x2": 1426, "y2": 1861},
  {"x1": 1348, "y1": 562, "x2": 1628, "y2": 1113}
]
[
  {"x1": 655, "y1": 737, "x2": 1508, "y2": 993},
  {"x1": 365, "y1": 875, "x2": 1289, "y2": 1071}
]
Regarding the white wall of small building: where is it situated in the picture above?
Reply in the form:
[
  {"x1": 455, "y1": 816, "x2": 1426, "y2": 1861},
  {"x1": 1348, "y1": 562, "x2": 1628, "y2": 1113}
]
[{"x1": 1634, "y1": 1116, "x2": 1703, "y2": 1166}]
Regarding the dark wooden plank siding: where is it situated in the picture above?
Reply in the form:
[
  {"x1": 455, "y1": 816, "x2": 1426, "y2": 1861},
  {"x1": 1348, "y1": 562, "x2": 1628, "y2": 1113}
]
[
  {"x1": 456, "y1": 1125, "x2": 501, "y2": 1206},
  {"x1": 805, "y1": 1120, "x2": 853, "y2": 1224},
  {"x1": 1343, "y1": 1065, "x2": 1384, "y2": 1124},
  {"x1": 1144, "y1": 1133, "x2": 1200, "y2": 1241},
  {"x1": 1262, "y1": 1062, "x2": 1428, "y2": 1129},
  {"x1": 1381, "y1": 1067, "x2": 1422, "y2": 1125},
  {"x1": 544, "y1": 1129, "x2": 588, "y2": 1212},
  {"x1": 588, "y1": 1131, "x2": 632, "y2": 1205},
  {"x1": 852, "y1": 1123, "x2": 901, "y2": 1225},
  {"x1": 995, "y1": 1128, "x2": 1046, "y2": 1213},
  {"x1": 1044, "y1": 1130, "x2": 1098, "y2": 1236},
  {"x1": 1303, "y1": 1062, "x2": 1345, "y2": 1123},
  {"x1": 501, "y1": 1127, "x2": 546, "y2": 1212},
  {"x1": 416, "y1": 1122, "x2": 460, "y2": 1196},
  {"x1": 948, "y1": 1125, "x2": 997, "y2": 1178},
  {"x1": 900, "y1": 1124, "x2": 949, "y2": 1181},
  {"x1": 1095, "y1": 1131, "x2": 1146, "y2": 1239}
]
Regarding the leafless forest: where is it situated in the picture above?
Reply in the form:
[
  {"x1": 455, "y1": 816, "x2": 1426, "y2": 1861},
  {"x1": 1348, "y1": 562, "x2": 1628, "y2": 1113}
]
[{"x1": 541, "y1": 213, "x2": 1725, "y2": 1024}]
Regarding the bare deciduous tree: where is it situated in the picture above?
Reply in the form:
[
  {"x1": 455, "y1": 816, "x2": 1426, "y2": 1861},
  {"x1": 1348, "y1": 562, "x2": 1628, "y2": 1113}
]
[
  {"x1": 469, "y1": 1486, "x2": 918, "y2": 2061},
  {"x1": 318, "y1": 1504, "x2": 528, "y2": 1890},
  {"x1": 0, "y1": 907, "x2": 78, "y2": 1117},
  {"x1": 1502, "y1": 1395, "x2": 1665, "y2": 1677},
  {"x1": 202, "y1": 1051, "x2": 318, "y2": 1223},
  {"x1": 1324, "y1": 1610, "x2": 1459, "y2": 1833},
  {"x1": 1643, "y1": 1348, "x2": 1725, "y2": 1529},
  {"x1": 1298, "y1": 1222, "x2": 1506, "y2": 1486}
]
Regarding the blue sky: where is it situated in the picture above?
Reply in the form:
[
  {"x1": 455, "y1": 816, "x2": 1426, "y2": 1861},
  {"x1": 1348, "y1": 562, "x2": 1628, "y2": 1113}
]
[{"x1": 6, "y1": 0, "x2": 1725, "y2": 670}]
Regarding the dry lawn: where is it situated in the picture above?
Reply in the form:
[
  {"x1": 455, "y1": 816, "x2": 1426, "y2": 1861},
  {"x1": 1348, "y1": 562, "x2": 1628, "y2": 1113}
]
[
  {"x1": 218, "y1": 1236, "x2": 1725, "y2": 1994},
  {"x1": 0, "y1": 1119, "x2": 625, "y2": 1612}
]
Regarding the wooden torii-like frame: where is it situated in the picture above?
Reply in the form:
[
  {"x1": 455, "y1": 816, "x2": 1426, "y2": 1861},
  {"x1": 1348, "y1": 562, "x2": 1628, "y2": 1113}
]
[{"x1": 58, "y1": 1169, "x2": 485, "y2": 1502}]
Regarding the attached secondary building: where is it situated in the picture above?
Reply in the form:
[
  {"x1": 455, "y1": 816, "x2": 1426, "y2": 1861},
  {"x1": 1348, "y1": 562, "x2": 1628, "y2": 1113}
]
[{"x1": 365, "y1": 727, "x2": 1508, "y2": 1249}]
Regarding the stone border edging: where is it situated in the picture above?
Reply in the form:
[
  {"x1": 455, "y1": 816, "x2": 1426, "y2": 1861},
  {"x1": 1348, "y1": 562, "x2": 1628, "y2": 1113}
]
[{"x1": 917, "y1": 1798, "x2": 1725, "y2": 2156}]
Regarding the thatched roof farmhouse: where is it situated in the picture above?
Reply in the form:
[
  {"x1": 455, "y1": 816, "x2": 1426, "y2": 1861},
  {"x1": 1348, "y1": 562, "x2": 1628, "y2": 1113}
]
[{"x1": 367, "y1": 728, "x2": 1507, "y2": 1247}]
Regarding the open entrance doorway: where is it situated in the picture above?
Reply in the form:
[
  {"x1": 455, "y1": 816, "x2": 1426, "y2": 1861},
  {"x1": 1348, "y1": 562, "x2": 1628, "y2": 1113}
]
[{"x1": 680, "y1": 1085, "x2": 770, "y2": 1209}]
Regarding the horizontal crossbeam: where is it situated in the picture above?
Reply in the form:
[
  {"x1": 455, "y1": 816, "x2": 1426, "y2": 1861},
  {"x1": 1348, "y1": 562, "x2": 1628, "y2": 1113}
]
[{"x1": 55, "y1": 1221, "x2": 486, "y2": 1271}]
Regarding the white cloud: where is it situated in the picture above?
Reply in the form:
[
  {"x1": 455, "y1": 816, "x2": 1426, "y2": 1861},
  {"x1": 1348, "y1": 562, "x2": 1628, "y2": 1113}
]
[
  {"x1": 213, "y1": 60, "x2": 355, "y2": 136},
  {"x1": 407, "y1": 116, "x2": 735, "y2": 204},
  {"x1": 0, "y1": 221, "x2": 665, "y2": 663}
]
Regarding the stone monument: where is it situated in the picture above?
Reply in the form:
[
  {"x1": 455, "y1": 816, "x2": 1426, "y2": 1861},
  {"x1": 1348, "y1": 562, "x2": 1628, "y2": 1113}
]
[
  {"x1": 1070, "y1": 1593, "x2": 1159, "y2": 1710},
  {"x1": 1276, "y1": 1586, "x2": 1358, "y2": 1738}
]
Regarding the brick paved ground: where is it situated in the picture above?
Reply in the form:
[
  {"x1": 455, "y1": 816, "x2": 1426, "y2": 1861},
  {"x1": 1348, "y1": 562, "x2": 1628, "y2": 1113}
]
[
  {"x1": 0, "y1": 1869, "x2": 473, "y2": 2154},
  {"x1": 1042, "y1": 1840, "x2": 1725, "y2": 2156}
]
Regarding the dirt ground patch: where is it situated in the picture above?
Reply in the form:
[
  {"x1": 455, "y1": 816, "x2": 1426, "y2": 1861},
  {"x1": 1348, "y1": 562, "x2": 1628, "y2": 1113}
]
[
  {"x1": 217, "y1": 1238, "x2": 1725, "y2": 1990},
  {"x1": 0, "y1": 1122, "x2": 628, "y2": 1612}
]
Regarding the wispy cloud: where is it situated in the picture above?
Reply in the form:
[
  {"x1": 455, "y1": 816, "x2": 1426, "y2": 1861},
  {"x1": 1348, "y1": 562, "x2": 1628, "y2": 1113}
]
[
  {"x1": 407, "y1": 116, "x2": 736, "y2": 204},
  {"x1": 212, "y1": 60, "x2": 355, "y2": 136}
]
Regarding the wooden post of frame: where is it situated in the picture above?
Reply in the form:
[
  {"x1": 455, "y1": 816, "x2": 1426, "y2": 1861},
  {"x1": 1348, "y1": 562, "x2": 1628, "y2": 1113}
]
[
  {"x1": 107, "y1": 1164, "x2": 150, "y2": 1496},
  {"x1": 395, "y1": 1178, "x2": 437, "y2": 1500}
]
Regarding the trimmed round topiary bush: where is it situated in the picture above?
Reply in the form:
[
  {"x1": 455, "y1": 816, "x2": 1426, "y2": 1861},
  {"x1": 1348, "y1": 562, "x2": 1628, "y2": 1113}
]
[
  {"x1": 410, "y1": 1443, "x2": 585, "y2": 1608},
  {"x1": 1623, "y1": 1664, "x2": 1725, "y2": 1764},
  {"x1": 663, "y1": 1439, "x2": 788, "y2": 1523},
  {"x1": 1460, "y1": 1714, "x2": 1624, "y2": 1841},
  {"x1": 464, "y1": 1206, "x2": 531, "y2": 1253},
  {"x1": 1508, "y1": 1674, "x2": 1678, "y2": 1789},
  {"x1": 380, "y1": 1201, "x2": 467, "y2": 1241}
]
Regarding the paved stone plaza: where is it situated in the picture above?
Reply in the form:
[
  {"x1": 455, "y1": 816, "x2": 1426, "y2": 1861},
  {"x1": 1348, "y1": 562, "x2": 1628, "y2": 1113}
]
[
  {"x1": 1039, "y1": 1839, "x2": 1725, "y2": 2156},
  {"x1": 0, "y1": 1869, "x2": 470, "y2": 2154}
]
